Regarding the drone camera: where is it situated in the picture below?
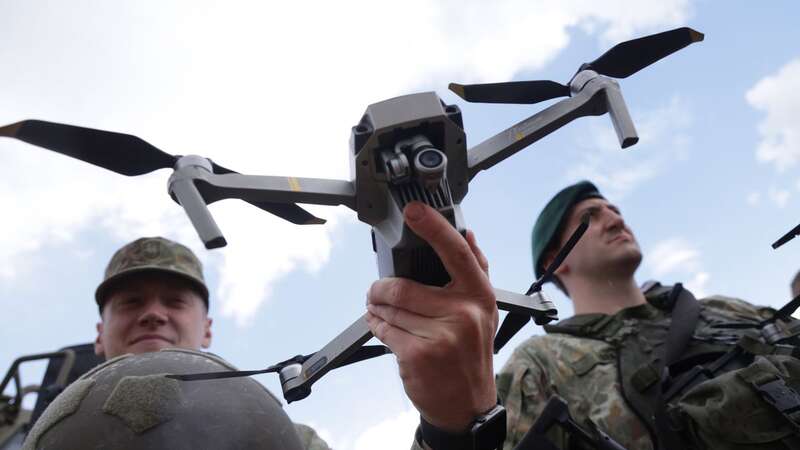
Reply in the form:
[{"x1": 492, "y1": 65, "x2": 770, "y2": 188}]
[{"x1": 414, "y1": 148, "x2": 447, "y2": 190}]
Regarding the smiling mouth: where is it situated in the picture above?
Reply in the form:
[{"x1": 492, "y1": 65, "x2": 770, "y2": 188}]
[{"x1": 130, "y1": 335, "x2": 174, "y2": 346}]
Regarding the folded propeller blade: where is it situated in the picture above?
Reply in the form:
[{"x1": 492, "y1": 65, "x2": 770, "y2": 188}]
[
  {"x1": 0, "y1": 120, "x2": 177, "y2": 176},
  {"x1": 772, "y1": 222, "x2": 800, "y2": 250},
  {"x1": 449, "y1": 80, "x2": 570, "y2": 105},
  {"x1": 168, "y1": 345, "x2": 391, "y2": 382},
  {"x1": 582, "y1": 27, "x2": 704, "y2": 79},
  {"x1": 493, "y1": 313, "x2": 531, "y2": 354}
]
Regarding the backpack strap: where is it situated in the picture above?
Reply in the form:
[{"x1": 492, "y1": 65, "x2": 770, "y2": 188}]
[{"x1": 618, "y1": 283, "x2": 700, "y2": 450}]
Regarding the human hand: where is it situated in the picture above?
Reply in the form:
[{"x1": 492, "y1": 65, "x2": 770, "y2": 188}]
[{"x1": 365, "y1": 201, "x2": 498, "y2": 432}]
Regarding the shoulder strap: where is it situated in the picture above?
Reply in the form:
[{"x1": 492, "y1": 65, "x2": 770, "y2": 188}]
[
  {"x1": 662, "y1": 283, "x2": 701, "y2": 369},
  {"x1": 618, "y1": 283, "x2": 700, "y2": 450}
]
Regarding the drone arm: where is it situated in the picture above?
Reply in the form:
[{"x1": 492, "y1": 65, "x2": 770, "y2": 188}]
[
  {"x1": 603, "y1": 80, "x2": 638, "y2": 148},
  {"x1": 493, "y1": 288, "x2": 558, "y2": 324},
  {"x1": 189, "y1": 171, "x2": 357, "y2": 211},
  {"x1": 165, "y1": 156, "x2": 226, "y2": 248},
  {"x1": 466, "y1": 84, "x2": 605, "y2": 179},
  {"x1": 279, "y1": 315, "x2": 374, "y2": 402}
]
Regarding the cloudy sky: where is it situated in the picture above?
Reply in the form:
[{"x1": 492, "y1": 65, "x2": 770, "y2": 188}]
[{"x1": 1, "y1": 1, "x2": 799, "y2": 448}]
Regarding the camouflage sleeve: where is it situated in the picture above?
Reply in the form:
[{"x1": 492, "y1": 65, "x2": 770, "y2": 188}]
[
  {"x1": 498, "y1": 342, "x2": 568, "y2": 450},
  {"x1": 294, "y1": 423, "x2": 332, "y2": 450}
]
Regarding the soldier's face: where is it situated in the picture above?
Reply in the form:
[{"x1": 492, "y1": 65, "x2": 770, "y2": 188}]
[
  {"x1": 553, "y1": 197, "x2": 642, "y2": 280},
  {"x1": 95, "y1": 272, "x2": 212, "y2": 359}
]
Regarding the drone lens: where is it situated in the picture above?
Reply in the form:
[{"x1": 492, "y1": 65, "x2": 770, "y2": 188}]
[{"x1": 417, "y1": 149, "x2": 444, "y2": 169}]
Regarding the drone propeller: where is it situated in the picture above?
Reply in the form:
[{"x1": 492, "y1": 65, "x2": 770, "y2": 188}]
[
  {"x1": 0, "y1": 120, "x2": 177, "y2": 176},
  {"x1": 581, "y1": 26, "x2": 704, "y2": 78},
  {"x1": 493, "y1": 212, "x2": 590, "y2": 353},
  {"x1": 450, "y1": 27, "x2": 704, "y2": 105},
  {"x1": 0, "y1": 119, "x2": 325, "y2": 225}
]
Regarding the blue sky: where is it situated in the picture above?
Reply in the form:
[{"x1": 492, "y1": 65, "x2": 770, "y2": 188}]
[{"x1": 2, "y1": 1, "x2": 799, "y2": 447}]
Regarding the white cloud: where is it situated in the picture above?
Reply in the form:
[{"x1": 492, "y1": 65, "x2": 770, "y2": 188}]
[
  {"x1": 768, "y1": 187, "x2": 791, "y2": 208},
  {"x1": 351, "y1": 408, "x2": 419, "y2": 450},
  {"x1": 303, "y1": 408, "x2": 418, "y2": 450},
  {"x1": 0, "y1": 1, "x2": 695, "y2": 324},
  {"x1": 746, "y1": 58, "x2": 800, "y2": 171},
  {"x1": 644, "y1": 237, "x2": 709, "y2": 297},
  {"x1": 566, "y1": 96, "x2": 693, "y2": 199}
]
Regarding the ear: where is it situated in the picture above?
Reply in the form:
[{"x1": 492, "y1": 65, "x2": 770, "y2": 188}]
[
  {"x1": 94, "y1": 322, "x2": 105, "y2": 357},
  {"x1": 201, "y1": 317, "x2": 213, "y2": 349}
]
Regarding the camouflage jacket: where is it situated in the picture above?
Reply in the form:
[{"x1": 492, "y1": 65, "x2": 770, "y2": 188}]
[{"x1": 497, "y1": 295, "x2": 776, "y2": 450}]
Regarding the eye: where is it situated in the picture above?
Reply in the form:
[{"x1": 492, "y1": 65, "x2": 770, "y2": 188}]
[
  {"x1": 583, "y1": 206, "x2": 601, "y2": 217},
  {"x1": 116, "y1": 296, "x2": 143, "y2": 308},
  {"x1": 165, "y1": 296, "x2": 189, "y2": 308}
]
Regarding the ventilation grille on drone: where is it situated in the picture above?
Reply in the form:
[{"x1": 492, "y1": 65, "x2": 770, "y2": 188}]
[{"x1": 394, "y1": 180, "x2": 452, "y2": 210}]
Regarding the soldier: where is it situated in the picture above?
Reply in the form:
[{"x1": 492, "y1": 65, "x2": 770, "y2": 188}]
[
  {"x1": 90, "y1": 237, "x2": 330, "y2": 449},
  {"x1": 370, "y1": 182, "x2": 800, "y2": 449}
]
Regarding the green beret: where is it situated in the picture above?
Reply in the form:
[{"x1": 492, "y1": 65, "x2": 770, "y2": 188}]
[{"x1": 531, "y1": 181, "x2": 603, "y2": 280}]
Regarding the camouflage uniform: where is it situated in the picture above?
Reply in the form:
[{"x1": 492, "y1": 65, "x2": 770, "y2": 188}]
[{"x1": 496, "y1": 295, "x2": 775, "y2": 450}]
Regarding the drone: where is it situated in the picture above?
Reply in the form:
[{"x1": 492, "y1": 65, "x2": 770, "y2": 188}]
[{"x1": 0, "y1": 27, "x2": 703, "y2": 403}]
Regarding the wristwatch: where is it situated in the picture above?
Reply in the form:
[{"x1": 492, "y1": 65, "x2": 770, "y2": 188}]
[{"x1": 417, "y1": 404, "x2": 507, "y2": 450}]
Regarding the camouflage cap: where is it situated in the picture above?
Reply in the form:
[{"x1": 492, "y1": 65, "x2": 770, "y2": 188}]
[
  {"x1": 531, "y1": 181, "x2": 603, "y2": 280},
  {"x1": 95, "y1": 237, "x2": 209, "y2": 310}
]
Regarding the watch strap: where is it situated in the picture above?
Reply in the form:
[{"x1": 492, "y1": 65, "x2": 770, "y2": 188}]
[{"x1": 417, "y1": 404, "x2": 506, "y2": 450}]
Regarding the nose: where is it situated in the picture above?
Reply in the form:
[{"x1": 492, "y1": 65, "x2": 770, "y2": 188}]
[
  {"x1": 137, "y1": 300, "x2": 168, "y2": 327},
  {"x1": 602, "y1": 207, "x2": 626, "y2": 232}
]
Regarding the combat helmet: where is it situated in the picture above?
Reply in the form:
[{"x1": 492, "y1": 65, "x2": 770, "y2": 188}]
[{"x1": 23, "y1": 348, "x2": 304, "y2": 450}]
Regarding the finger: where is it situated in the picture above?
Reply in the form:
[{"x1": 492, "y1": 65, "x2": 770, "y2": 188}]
[
  {"x1": 403, "y1": 202, "x2": 488, "y2": 291},
  {"x1": 367, "y1": 303, "x2": 436, "y2": 340},
  {"x1": 365, "y1": 311, "x2": 419, "y2": 355},
  {"x1": 368, "y1": 277, "x2": 453, "y2": 318},
  {"x1": 465, "y1": 230, "x2": 489, "y2": 275}
]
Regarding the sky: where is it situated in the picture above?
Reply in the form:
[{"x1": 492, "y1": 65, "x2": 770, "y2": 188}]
[{"x1": 1, "y1": 1, "x2": 799, "y2": 448}]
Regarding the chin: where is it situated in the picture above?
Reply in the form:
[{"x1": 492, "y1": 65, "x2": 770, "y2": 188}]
[{"x1": 620, "y1": 248, "x2": 643, "y2": 272}]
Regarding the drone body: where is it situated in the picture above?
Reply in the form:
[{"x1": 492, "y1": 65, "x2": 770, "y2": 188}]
[{"x1": 352, "y1": 92, "x2": 467, "y2": 286}]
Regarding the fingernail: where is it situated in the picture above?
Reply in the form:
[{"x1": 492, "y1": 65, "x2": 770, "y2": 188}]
[{"x1": 405, "y1": 202, "x2": 425, "y2": 222}]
